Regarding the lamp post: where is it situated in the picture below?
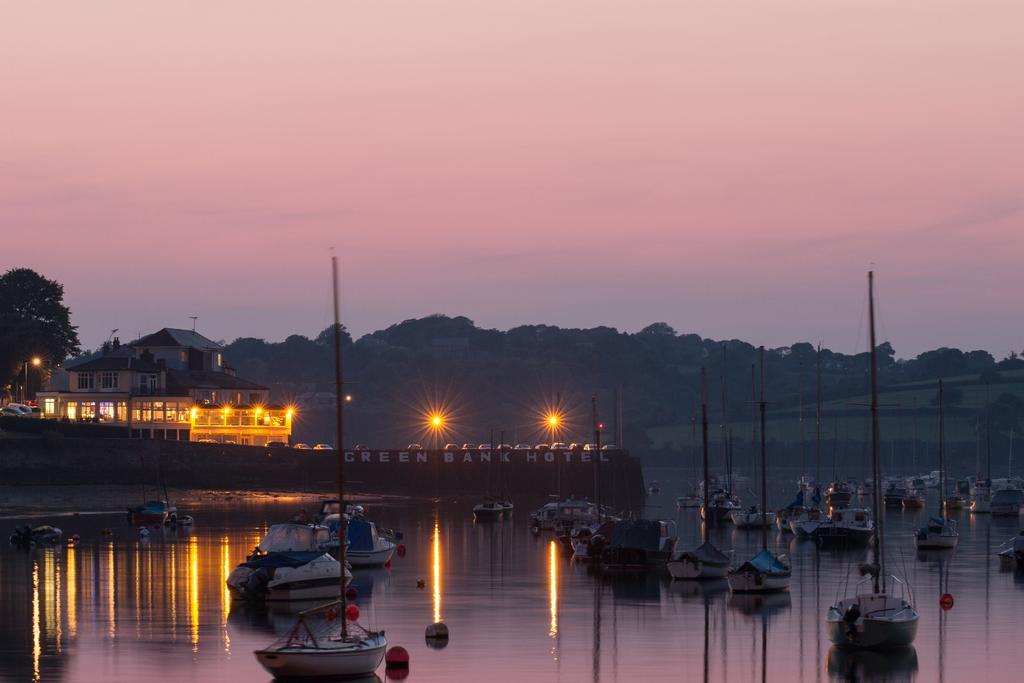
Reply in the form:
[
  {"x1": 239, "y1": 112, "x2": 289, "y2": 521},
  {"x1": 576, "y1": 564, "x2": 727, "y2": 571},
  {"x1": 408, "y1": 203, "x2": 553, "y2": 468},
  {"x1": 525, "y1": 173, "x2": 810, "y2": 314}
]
[
  {"x1": 547, "y1": 414, "x2": 561, "y2": 498},
  {"x1": 22, "y1": 356, "x2": 41, "y2": 403}
]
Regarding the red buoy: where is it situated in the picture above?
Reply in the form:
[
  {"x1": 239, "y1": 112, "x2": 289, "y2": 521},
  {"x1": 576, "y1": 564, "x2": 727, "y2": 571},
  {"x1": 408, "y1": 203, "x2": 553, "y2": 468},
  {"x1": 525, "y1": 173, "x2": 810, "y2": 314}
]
[
  {"x1": 346, "y1": 586, "x2": 358, "y2": 601},
  {"x1": 384, "y1": 559, "x2": 392, "y2": 569},
  {"x1": 396, "y1": 544, "x2": 407, "y2": 558},
  {"x1": 345, "y1": 604, "x2": 360, "y2": 621},
  {"x1": 385, "y1": 646, "x2": 410, "y2": 668},
  {"x1": 326, "y1": 608, "x2": 337, "y2": 621},
  {"x1": 940, "y1": 593, "x2": 954, "y2": 610}
]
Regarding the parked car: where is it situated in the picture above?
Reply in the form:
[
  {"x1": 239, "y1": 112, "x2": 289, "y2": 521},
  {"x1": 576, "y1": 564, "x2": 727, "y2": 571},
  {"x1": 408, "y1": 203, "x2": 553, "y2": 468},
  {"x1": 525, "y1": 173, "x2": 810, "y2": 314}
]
[
  {"x1": 551, "y1": 442, "x2": 568, "y2": 450},
  {"x1": 197, "y1": 438, "x2": 216, "y2": 443},
  {"x1": 497, "y1": 443, "x2": 513, "y2": 450},
  {"x1": 477, "y1": 444, "x2": 491, "y2": 450},
  {"x1": 293, "y1": 443, "x2": 312, "y2": 450},
  {"x1": 535, "y1": 443, "x2": 550, "y2": 450},
  {"x1": 461, "y1": 443, "x2": 476, "y2": 450},
  {"x1": 2, "y1": 406, "x2": 26, "y2": 417},
  {"x1": 5, "y1": 404, "x2": 33, "y2": 416},
  {"x1": 567, "y1": 443, "x2": 581, "y2": 451},
  {"x1": 406, "y1": 444, "x2": 424, "y2": 450},
  {"x1": 266, "y1": 441, "x2": 288, "y2": 449},
  {"x1": 514, "y1": 443, "x2": 532, "y2": 450},
  {"x1": 582, "y1": 443, "x2": 594, "y2": 451},
  {"x1": 444, "y1": 443, "x2": 460, "y2": 451},
  {"x1": 600, "y1": 444, "x2": 618, "y2": 450},
  {"x1": 313, "y1": 444, "x2": 334, "y2": 450},
  {"x1": 353, "y1": 444, "x2": 370, "y2": 450}
]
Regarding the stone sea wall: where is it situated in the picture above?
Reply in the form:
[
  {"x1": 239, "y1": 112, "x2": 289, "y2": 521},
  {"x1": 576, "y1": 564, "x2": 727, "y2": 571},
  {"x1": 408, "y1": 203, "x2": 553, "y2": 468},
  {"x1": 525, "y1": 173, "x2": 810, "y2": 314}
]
[{"x1": 0, "y1": 435, "x2": 645, "y2": 505}]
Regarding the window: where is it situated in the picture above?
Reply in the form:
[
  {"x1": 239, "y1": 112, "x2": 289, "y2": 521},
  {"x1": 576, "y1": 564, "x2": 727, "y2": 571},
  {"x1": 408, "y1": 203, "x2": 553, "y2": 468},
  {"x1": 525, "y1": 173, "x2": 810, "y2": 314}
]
[
  {"x1": 43, "y1": 398, "x2": 55, "y2": 415},
  {"x1": 152, "y1": 401, "x2": 165, "y2": 422},
  {"x1": 180, "y1": 350, "x2": 187, "y2": 363},
  {"x1": 216, "y1": 352, "x2": 222, "y2": 368},
  {"x1": 99, "y1": 402, "x2": 114, "y2": 422},
  {"x1": 66, "y1": 403, "x2": 76, "y2": 421},
  {"x1": 100, "y1": 371, "x2": 118, "y2": 389},
  {"x1": 116, "y1": 402, "x2": 127, "y2": 422},
  {"x1": 77, "y1": 373, "x2": 94, "y2": 390},
  {"x1": 138, "y1": 374, "x2": 157, "y2": 394}
]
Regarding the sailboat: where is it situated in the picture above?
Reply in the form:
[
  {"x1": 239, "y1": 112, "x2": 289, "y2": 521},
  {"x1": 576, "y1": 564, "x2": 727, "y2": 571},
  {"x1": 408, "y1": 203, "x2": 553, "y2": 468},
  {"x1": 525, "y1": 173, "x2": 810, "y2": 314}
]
[
  {"x1": 791, "y1": 345, "x2": 828, "y2": 538},
  {"x1": 677, "y1": 417, "x2": 703, "y2": 509},
  {"x1": 727, "y1": 348, "x2": 791, "y2": 593},
  {"x1": 254, "y1": 256, "x2": 386, "y2": 679},
  {"x1": 473, "y1": 432, "x2": 507, "y2": 521},
  {"x1": 915, "y1": 380, "x2": 959, "y2": 550},
  {"x1": 667, "y1": 368, "x2": 731, "y2": 580},
  {"x1": 971, "y1": 400, "x2": 994, "y2": 513},
  {"x1": 826, "y1": 271, "x2": 919, "y2": 648}
]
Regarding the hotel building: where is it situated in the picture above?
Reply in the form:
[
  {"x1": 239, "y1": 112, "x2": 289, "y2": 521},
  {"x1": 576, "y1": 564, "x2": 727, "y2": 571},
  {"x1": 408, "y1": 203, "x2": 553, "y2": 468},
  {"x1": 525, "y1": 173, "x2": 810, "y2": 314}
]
[{"x1": 37, "y1": 328, "x2": 293, "y2": 445}]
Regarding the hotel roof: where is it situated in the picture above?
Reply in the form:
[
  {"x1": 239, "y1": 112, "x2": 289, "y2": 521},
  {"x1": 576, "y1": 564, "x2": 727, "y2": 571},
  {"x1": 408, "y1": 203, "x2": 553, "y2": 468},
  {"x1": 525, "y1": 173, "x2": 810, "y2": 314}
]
[{"x1": 134, "y1": 328, "x2": 221, "y2": 350}]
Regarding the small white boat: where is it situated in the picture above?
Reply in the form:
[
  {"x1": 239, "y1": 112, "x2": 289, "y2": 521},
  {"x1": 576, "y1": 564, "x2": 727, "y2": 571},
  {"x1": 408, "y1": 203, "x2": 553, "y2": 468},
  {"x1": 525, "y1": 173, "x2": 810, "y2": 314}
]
[
  {"x1": 914, "y1": 517, "x2": 959, "y2": 550},
  {"x1": 727, "y1": 549, "x2": 790, "y2": 592},
  {"x1": 473, "y1": 499, "x2": 507, "y2": 521},
  {"x1": 730, "y1": 507, "x2": 776, "y2": 529},
  {"x1": 814, "y1": 507, "x2": 874, "y2": 546},
  {"x1": 228, "y1": 524, "x2": 350, "y2": 601},
  {"x1": 826, "y1": 584, "x2": 919, "y2": 648},
  {"x1": 529, "y1": 498, "x2": 599, "y2": 532},
  {"x1": 667, "y1": 541, "x2": 730, "y2": 580},
  {"x1": 325, "y1": 515, "x2": 396, "y2": 568},
  {"x1": 267, "y1": 555, "x2": 353, "y2": 602},
  {"x1": 998, "y1": 532, "x2": 1024, "y2": 563},
  {"x1": 255, "y1": 604, "x2": 386, "y2": 678},
  {"x1": 990, "y1": 489, "x2": 1024, "y2": 517},
  {"x1": 789, "y1": 508, "x2": 827, "y2": 538}
]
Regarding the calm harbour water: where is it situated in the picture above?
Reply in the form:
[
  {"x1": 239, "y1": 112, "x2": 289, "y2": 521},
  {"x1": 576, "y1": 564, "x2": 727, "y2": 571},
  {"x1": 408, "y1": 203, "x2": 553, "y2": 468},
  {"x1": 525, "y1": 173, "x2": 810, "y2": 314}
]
[{"x1": 1, "y1": 475, "x2": 1022, "y2": 683}]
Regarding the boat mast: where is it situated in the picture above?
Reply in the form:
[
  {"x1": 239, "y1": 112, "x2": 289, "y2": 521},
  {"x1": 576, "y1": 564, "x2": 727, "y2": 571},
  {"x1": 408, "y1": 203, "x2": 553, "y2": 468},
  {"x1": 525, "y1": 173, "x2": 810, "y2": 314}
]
[
  {"x1": 938, "y1": 380, "x2": 945, "y2": 520},
  {"x1": 759, "y1": 346, "x2": 768, "y2": 551},
  {"x1": 721, "y1": 345, "x2": 730, "y2": 493},
  {"x1": 750, "y1": 363, "x2": 756, "y2": 492},
  {"x1": 592, "y1": 395, "x2": 601, "y2": 514},
  {"x1": 868, "y1": 270, "x2": 884, "y2": 594},
  {"x1": 816, "y1": 343, "x2": 822, "y2": 494},
  {"x1": 331, "y1": 255, "x2": 348, "y2": 638},
  {"x1": 799, "y1": 362, "x2": 805, "y2": 488},
  {"x1": 488, "y1": 429, "x2": 494, "y2": 498},
  {"x1": 701, "y1": 367, "x2": 710, "y2": 540}
]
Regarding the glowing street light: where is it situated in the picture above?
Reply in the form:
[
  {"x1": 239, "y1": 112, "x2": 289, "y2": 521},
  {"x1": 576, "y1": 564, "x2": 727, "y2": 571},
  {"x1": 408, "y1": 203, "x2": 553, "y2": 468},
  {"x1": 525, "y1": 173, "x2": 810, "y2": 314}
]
[
  {"x1": 31, "y1": 357, "x2": 41, "y2": 367},
  {"x1": 548, "y1": 415, "x2": 559, "y2": 427},
  {"x1": 431, "y1": 415, "x2": 443, "y2": 428}
]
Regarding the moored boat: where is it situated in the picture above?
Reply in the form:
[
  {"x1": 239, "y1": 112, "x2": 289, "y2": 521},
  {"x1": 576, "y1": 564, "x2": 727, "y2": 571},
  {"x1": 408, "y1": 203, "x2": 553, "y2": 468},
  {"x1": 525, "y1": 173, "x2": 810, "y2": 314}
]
[
  {"x1": 814, "y1": 507, "x2": 874, "y2": 546},
  {"x1": 128, "y1": 499, "x2": 176, "y2": 527},
  {"x1": 824, "y1": 271, "x2": 919, "y2": 649}
]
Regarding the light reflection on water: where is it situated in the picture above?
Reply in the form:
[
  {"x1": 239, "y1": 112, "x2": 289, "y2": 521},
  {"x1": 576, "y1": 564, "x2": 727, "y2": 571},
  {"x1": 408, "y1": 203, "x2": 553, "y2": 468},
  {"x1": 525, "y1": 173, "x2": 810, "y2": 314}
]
[{"x1": 0, "y1": 485, "x2": 1022, "y2": 682}]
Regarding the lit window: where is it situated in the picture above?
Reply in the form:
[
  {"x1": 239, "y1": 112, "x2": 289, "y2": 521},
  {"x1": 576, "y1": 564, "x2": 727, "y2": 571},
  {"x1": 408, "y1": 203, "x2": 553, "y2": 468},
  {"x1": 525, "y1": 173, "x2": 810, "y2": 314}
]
[
  {"x1": 99, "y1": 402, "x2": 114, "y2": 421},
  {"x1": 43, "y1": 398, "x2": 55, "y2": 415}
]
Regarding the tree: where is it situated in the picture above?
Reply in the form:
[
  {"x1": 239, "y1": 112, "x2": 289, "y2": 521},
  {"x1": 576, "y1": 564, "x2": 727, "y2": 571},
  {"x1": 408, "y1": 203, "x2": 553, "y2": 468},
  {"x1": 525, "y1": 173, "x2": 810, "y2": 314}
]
[{"x1": 0, "y1": 269, "x2": 80, "y2": 391}]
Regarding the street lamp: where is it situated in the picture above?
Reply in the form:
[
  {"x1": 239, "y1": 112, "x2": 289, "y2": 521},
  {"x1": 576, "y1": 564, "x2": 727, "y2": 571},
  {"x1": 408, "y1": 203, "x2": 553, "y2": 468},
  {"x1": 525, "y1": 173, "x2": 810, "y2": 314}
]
[
  {"x1": 427, "y1": 413, "x2": 445, "y2": 449},
  {"x1": 22, "y1": 356, "x2": 42, "y2": 403}
]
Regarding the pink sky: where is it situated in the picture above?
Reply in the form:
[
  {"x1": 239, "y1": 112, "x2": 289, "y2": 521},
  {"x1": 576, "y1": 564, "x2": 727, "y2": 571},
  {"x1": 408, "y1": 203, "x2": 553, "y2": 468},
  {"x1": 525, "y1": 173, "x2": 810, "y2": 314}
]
[{"x1": 2, "y1": 1, "x2": 1021, "y2": 357}]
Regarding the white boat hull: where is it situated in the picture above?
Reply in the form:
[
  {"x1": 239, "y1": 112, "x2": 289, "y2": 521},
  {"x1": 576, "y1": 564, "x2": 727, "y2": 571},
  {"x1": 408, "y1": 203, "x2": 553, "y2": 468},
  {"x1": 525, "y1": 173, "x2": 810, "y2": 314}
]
[
  {"x1": 791, "y1": 519, "x2": 822, "y2": 538},
  {"x1": 727, "y1": 569, "x2": 791, "y2": 592},
  {"x1": 667, "y1": 557, "x2": 728, "y2": 580},
  {"x1": 255, "y1": 633, "x2": 386, "y2": 678},
  {"x1": 826, "y1": 601, "x2": 918, "y2": 648},
  {"x1": 730, "y1": 511, "x2": 776, "y2": 528},
  {"x1": 347, "y1": 543, "x2": 396, "y2": 568}
]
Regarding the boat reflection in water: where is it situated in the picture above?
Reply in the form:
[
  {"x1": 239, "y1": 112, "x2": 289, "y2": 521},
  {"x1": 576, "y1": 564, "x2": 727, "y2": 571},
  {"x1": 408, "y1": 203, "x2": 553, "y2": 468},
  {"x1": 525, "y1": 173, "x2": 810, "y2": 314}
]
[{"x1": 827, "y1": 645, "x2": 918, "y2": 681}]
